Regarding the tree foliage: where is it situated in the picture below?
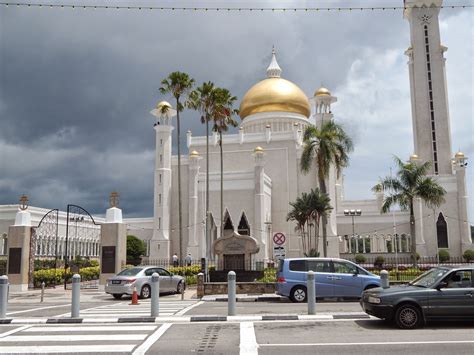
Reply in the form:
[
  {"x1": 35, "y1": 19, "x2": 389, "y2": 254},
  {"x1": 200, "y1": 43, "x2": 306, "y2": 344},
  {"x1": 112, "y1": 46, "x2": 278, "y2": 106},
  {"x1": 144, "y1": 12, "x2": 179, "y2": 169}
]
[{"x1": 127, "y1": 235, "x2": 146, "y2": 264}]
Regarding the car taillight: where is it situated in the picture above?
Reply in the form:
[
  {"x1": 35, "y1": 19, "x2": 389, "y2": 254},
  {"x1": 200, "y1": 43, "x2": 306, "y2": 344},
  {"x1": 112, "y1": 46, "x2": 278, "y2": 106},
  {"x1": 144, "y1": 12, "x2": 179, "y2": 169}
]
[
  {"x1": 125, "y1": 279, "x2": 136, "y2": 284},
  {"x1": 277, "y1": 277, "x2": 286, "y2": 283}
]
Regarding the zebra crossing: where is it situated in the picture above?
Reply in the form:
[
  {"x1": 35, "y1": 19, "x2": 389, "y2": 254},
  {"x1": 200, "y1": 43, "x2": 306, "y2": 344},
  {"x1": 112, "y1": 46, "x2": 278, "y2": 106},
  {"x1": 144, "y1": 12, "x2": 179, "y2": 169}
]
[
  {"x1": 0, "y1": 324, "x2": 164, "y2": 353},
  {"x1": 56, "y1": 299, "x2": 199, "y2": 319}
]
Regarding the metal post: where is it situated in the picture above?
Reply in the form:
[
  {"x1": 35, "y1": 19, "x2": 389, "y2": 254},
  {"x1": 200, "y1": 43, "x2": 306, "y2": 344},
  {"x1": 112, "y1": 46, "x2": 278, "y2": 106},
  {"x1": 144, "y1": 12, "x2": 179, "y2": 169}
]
[
  {"x1": 227, "y1": 271, "x2": 236, "y2": 316},
  {"x1": 307, "y1": 271, "x2": 316, "y2": 315},
  {"x1": 71, "y1": 274, "x2": 81, "y2": 318},
  {"x1": 151, "y1": 272, "x2": 160, "y2": 317},
  {"x1": 380, "y1": 270, "x2": 389, "y2": 289},
  {"x1": 40, "y1": 282, "x2": 45, "y2": 303},
  {"x1": 0, "y1": 275, "x2": 8, "y2": 319}
]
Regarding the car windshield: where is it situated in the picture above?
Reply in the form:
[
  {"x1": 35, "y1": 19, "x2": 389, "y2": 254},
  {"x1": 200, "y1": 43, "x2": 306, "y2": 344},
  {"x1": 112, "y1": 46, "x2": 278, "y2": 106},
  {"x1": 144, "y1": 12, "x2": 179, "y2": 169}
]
[
  {"x1": 117, "y1": 267, "x2": 143, "y2": 276},
  {"x1": 409, "y1": 267, "x2": 450, "y2": 287}
]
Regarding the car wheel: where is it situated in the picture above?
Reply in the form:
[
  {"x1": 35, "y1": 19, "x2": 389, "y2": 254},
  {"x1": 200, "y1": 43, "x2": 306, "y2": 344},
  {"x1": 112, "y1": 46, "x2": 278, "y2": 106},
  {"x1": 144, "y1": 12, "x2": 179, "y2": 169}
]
[
  {"x1": 112, "y1": 294, "x2": 123, "y2": 300},
  {"x1": 140, "y1": 285, "x2": 151, "y2": 299},
  {"x1": 290, "y1": 286, "x2": 307, "y2": 303},
  {"x1": 395, "y1": 304, "x2": 423, "y2": 329},
  {"x1": 176, "y1": 281, "x2": 185, "y2": 294}
]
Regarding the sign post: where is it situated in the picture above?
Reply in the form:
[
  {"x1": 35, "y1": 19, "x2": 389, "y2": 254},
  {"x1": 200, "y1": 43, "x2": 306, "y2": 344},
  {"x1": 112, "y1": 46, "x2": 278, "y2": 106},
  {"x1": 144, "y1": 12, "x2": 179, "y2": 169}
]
[{"x1": 272, "y1": 232, "x2": 286, "y2": 260}]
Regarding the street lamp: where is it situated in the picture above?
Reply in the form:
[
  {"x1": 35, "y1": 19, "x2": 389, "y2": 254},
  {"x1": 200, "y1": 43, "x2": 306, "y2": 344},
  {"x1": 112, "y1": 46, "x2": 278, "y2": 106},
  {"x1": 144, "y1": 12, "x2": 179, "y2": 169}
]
[{"x1": 344, "y1": 209, "x2": 362, "y2": 253}]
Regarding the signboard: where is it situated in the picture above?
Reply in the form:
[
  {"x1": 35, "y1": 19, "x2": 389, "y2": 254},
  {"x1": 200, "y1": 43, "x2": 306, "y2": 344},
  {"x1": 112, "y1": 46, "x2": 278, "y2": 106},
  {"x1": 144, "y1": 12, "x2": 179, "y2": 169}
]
[
  {"x1": 101, "y1": 246, "x2": 116, "y2": 274},
  {"x1": 273, "y1": 245, "x2": 286, "y2": 259},
  {"x1": 8, "y1": 248, "x2": 22, "y2": 274},
  {"x1": 273, "y1": 232, "x2": 286, "y2": 246}
]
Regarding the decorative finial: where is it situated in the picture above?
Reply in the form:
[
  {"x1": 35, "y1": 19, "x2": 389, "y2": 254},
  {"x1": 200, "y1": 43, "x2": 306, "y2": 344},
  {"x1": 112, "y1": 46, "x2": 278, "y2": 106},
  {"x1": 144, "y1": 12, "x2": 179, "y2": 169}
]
[
  {"x1": 19, "y1": 194, "x2": 29, "y2": 211},
  {"x1": 266, "y1": 47, "x2": 282, "y2": 78},
  {"x1": 109, "y1": 191, "x2": 119, "y2": 208}
]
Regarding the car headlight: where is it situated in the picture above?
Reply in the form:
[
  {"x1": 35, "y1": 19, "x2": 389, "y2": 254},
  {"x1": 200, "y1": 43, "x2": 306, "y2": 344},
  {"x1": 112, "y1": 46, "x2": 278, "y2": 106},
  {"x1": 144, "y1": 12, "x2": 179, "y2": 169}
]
[{"x1": 368, "y1": 296, "x2": 381, "y2": 304}]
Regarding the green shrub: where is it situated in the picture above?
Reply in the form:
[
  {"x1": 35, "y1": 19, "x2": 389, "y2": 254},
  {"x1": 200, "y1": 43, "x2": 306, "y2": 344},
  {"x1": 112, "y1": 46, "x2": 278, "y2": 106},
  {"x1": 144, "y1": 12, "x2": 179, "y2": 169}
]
[
  {"x1": 168, "y1": 265, "x2": 202, "y2": 276},
  {"x1": 438, "y1": 249, "x2": 450, "y2": 262},
  {"x1": 355, "y1": 254, "x2": 367, "y2": 264},
  {"x1": 256, "y1": 268, "x2": 277, "y2": 282},
  {"x1": 462, "y1": 249, "x2": 474, "y2": 262},
  {"x1": 374, "y1": 256, "x2": 385, "y2": 268},
  {"x1": 33, "y1": 266, "x2": 99, "y2": 288}
]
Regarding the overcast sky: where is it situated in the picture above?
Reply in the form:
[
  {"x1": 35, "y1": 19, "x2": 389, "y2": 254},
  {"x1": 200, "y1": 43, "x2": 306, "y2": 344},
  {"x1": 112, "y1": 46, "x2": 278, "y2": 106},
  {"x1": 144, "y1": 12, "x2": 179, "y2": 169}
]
[{"x1": 0, "y1": 0, "x2": 472, "y2": 223}]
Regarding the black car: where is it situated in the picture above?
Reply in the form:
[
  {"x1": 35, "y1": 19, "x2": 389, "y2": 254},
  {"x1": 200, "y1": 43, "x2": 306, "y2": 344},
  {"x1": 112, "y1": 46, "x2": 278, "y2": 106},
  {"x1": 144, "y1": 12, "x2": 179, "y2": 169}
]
[{"x1": 361, "y1": 265, "x2": 474, "y2": 329}]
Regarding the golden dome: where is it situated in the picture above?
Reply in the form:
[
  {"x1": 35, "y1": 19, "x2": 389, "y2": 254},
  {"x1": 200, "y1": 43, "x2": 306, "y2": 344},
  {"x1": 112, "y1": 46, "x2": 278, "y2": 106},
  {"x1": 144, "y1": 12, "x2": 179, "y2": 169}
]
[
  {"x1": 239, "y1": 78, "x2": 311, "y2": 119},
  {"x1": 314, "y1": 87, "x2": 331, "y2": 97},
  {"x1": 409, "y1": 154, "x2": 419, "y2": 161},
  {"x1": 190, "y1": 150, "x2": 199, "y2": 157},
  {"x1": 156, "y1": 101, "x2": 172, "y2": 110},
  {"x1": 455, "y1": 151, "x2": 465, "y2": 158},
  {"x1": 254, "y1": 146, "x2": 264, "y2": 153}
]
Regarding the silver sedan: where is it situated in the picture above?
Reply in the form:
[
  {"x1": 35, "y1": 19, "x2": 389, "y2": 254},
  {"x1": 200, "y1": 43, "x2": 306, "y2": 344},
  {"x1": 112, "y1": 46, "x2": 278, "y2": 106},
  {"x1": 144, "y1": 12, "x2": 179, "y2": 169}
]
[{"x1": 105, "y1": 266, "x2": 185, "y2": 299}]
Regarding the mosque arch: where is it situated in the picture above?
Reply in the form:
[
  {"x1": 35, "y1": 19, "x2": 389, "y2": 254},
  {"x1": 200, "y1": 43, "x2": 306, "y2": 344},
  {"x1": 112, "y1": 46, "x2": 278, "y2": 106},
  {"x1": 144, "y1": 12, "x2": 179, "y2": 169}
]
[
  {"x1": 223, "y1": 210, "x2": 234, "y2": 232},
  {"x1": 436, "y1": 213, "x2": 448, "y2": 248},
  {"x1": 237, "y1": 212, "x2": 251, "y2": 236}
]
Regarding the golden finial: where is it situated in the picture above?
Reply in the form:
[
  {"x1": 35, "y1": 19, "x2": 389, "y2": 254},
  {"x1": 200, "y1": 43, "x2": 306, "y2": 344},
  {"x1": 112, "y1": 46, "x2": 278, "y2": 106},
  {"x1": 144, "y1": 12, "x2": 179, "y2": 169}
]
[
  {"x1": 19, "y1": 194, "x2": 29, "y2": 211},
  {"x1": 109, "y1": 191, "x2": 119, "y2": 208}
]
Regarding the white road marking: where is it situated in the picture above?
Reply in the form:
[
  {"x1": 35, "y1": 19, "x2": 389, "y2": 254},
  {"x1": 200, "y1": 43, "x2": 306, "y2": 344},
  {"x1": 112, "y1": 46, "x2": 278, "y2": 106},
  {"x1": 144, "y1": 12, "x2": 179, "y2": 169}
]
[
  {"x1": 175, "y1": 301, "x2": 202, "y2": 315},
  {"x1": 240, "y1": 322, "x2": 259, "y2": 355},
  {"x1": 0, "y1": 334, "x2": 147, "y2": 342},
  {"x1": 0, "y1": 325, "x2": 31, "y2": 339},
  {"x1": 0, "y1": 345, "x2": 136, "y2": 353},
  {"x1": 6, "y1": 304, "x2": 70, "y2": 315},
  {"x1": 24, "y1": 325, "x2": 157, "y2": 332},
  {"x1": 259, "y1": 340, "x2": 474, "y2": 347},
  {"x1": 132, "y1": 323, "x2": 172, "y2": 355}
]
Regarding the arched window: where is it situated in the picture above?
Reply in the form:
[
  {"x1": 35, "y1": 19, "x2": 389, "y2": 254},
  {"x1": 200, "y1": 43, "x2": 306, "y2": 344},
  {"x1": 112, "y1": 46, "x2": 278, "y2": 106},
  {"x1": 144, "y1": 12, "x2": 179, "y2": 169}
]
[
  {"x1": 223, "y1": 210, "x2": 234, "y2": 231},
  {"x1": 436, "y1": 213, "x2": 448, "y2": 248},
  {"x1": 237, "y1": 213, "x2": 250, "y2": 235}
]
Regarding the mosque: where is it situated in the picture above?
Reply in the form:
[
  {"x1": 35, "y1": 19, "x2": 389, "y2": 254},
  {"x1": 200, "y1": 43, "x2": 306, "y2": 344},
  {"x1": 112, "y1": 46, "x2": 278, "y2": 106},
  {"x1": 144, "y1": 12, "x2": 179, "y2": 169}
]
[{"x1": 0, "y1": 0, "x2": 471, "y2": 266}]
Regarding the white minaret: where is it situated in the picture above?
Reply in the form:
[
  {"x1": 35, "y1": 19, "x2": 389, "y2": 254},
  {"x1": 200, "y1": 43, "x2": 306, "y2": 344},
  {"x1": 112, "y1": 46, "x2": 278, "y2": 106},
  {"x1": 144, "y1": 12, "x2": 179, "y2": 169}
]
[
  {"x1": 404, "y1": 0, "x2": 452, "y2": 175},
  {"x1": 312, "y1": 87, "x2": 337, "y2": 127},
  {"x1": 150, "y1": 101, "x2": 176, "y2": 258}
]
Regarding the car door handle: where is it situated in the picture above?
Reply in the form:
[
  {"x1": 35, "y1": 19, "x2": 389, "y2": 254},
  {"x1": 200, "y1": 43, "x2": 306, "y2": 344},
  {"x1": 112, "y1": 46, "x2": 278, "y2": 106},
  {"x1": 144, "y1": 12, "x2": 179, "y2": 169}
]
[
  {"x1": 333, "y1": 277, "x2": 342, "y2": 280},
  {"x1": 465, "y1": 292, "x2": 473, "y2": 298}
]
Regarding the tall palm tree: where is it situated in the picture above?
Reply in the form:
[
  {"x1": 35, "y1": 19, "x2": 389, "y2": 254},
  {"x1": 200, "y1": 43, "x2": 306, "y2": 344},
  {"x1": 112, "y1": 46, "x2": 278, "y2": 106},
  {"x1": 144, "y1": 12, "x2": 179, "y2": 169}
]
[
  {"x1": 301, "y1": 120, "x2": 353, "y2": 257},
  {"x1": 372, "y1": 156, "x2": 446, "y2": 265},
  {"x1": 159, "y1": 71, "x2": 195, "y2": 265},
  {"x1": 188, "y1": 82, "x2": 215, "y2": 258},
  {"x1": 211, "y1": 88, "x2": 239, "y2": 238}
]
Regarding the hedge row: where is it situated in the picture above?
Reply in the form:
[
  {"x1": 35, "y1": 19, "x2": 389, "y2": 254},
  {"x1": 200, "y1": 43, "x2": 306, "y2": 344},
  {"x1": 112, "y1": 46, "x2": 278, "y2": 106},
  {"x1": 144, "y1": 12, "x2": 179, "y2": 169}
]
[{"x1": 33, "y1": 266, "x2": 99, "y2": 288}]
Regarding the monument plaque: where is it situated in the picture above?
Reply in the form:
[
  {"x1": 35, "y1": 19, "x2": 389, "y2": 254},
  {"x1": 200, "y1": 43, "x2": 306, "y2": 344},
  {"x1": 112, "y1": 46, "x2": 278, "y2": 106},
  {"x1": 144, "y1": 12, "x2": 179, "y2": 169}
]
[
  {"x1": 8, "y1": 248, "x2": 22, "y2": 274},
  {"x1": 102, "y1": 246, "x2": 116, "y2": 274}
]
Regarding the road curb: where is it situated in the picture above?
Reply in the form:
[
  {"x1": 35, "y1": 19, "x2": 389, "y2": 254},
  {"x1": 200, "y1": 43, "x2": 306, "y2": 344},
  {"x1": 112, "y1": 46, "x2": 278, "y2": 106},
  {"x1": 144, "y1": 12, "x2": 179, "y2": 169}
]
[{"x1": 1, "y1": 312, "x2": 372, "y2": 325}]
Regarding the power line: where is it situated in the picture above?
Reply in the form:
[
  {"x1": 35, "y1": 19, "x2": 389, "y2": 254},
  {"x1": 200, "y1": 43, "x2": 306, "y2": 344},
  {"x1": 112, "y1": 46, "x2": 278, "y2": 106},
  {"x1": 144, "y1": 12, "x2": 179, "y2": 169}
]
[{"x1": 0, "y1": 2, "x2": 471, "y2": 12}]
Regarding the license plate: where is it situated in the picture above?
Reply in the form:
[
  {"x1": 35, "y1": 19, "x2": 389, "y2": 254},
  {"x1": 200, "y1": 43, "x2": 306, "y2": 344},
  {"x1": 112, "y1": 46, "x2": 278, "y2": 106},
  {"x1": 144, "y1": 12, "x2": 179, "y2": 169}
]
[{"x1": 112, "y1": 280, "x2": 121, "y2": 285}]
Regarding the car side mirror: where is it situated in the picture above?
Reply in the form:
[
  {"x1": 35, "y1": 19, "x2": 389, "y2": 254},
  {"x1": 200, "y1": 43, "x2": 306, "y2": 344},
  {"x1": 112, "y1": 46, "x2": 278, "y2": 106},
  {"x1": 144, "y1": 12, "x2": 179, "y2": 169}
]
[{"x1": 437, "y1": 281, "x2": 448, "y2": 290}]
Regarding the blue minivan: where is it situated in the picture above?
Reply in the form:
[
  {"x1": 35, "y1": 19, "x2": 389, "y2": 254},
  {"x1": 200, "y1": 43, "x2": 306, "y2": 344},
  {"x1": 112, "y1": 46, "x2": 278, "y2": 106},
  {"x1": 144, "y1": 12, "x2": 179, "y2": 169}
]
[{"x1": 277, "y1": 258, "x2": 381, "y2": 302}]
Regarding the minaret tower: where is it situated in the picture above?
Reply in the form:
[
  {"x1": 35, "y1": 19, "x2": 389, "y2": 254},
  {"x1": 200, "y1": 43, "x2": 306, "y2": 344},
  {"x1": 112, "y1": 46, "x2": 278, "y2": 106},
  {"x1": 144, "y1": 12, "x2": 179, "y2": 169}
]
[
  {"x1": 150, "y1": 101, "x2": 176, "y2": 258},
  {"x1": 312, "y1": 87, "x2": 337, "y2": 127},
  {"x1": 404, "y1": 0, "x2": 452, "y2": 175}
]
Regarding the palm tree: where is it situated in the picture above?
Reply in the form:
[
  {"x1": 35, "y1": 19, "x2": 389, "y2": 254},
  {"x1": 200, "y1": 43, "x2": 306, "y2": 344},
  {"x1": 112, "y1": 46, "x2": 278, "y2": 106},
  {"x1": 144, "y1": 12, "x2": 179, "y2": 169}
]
[
  {"x1": 211, "y1": 88, "x2": 239, "y2": 238},
  {"x1": 188, "y1": 82, "x2": 215, "y2": 258},
  {"x1": 372, "y1": 156, "x2": 446, "y2": 265},
  {"x1": 159, "y1": 71, "x2": 195, "y2": 265},
  {"x1": 308, "y1": 188, "x2": 333, "y2": 254},
  {"x1": 301, "y1": 120, "x2": 353, "y2": 257},
  {"x1": 287, "y1": 188, "x2": 332, "y2": 255}
]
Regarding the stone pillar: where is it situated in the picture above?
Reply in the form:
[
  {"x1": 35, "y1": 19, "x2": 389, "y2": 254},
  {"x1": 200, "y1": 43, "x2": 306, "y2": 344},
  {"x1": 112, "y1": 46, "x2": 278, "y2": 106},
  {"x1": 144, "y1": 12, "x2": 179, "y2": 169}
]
[
  {"x1": 99, "y1": 195, "x2": 127, "y2": 290},
  {"x1": 454, "y1": 153, "x2": 472, "y2": 249},
  {"x1": 188, "y1": 151, "x2": 202, "y2": 257},
  {"x1": 7, "y1": 204, "x2": 32, "y2": 292},
  {"x1": 253, "y1": 147, "x2": 266, "y2": 259}
]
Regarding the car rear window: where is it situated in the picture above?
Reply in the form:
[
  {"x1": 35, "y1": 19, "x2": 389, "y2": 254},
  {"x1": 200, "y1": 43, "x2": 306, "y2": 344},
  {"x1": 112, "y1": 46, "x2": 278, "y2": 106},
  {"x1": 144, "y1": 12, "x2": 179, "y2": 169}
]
[{"x1": 117, "y1": 268, "x2": 142, "y2": 276}]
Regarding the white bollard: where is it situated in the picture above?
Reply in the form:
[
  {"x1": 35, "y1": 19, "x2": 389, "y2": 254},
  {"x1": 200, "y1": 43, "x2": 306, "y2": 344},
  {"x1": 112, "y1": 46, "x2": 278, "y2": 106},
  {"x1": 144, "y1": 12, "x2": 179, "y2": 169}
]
[
  {"x1": 228, "y1": 271, "x2": 236, "y2": 316},
  {"x1": 40, "y1": 282, "x2": 45, "y2": 303},
  {"x1": 71, "y1": 274, "x2": 81, "y2": 318},
  {"x1": 307, "y1": 270, "x2": 316, "y2": 315},
  {"x1": 151, "y1": 272, "x2": 160, "y2": 317},
  {"x1": 380, "y1": 270, "x2": 389, "y2": 289},
  {"x1": 0, "y1": 275, "x2": 8, "y2": 319}
]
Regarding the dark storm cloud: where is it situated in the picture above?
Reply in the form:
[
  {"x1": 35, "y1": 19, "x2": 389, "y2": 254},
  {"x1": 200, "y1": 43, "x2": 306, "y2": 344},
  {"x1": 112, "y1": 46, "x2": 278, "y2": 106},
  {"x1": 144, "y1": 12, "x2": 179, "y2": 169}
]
[{"x1": 0, "y1": 0, "x2": 472, "y2": 218}]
